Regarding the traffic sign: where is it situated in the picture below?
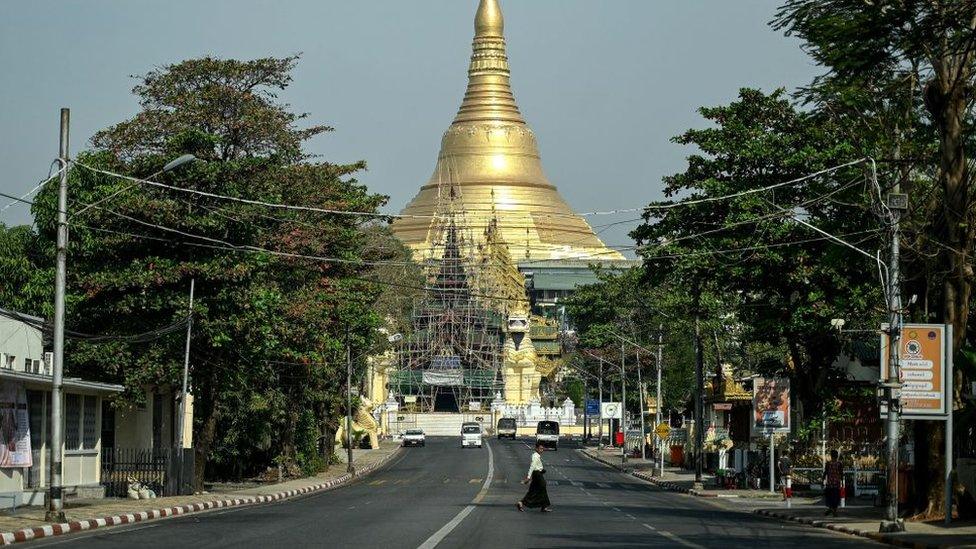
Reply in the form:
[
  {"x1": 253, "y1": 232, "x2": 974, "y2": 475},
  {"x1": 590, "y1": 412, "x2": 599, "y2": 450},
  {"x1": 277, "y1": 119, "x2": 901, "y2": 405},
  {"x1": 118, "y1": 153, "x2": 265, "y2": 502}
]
[
  {"x1": 654, "y1": 423, "x2": 670, "y2": 440},
  {"x1": 585, "y1": 399, "x2": 600, "y2": 415}
]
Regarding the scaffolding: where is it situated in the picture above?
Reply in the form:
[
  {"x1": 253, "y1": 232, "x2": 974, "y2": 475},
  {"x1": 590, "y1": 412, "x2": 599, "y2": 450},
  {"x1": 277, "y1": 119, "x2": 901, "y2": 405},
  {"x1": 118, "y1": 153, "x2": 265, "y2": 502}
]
[{"x1": 390, "y1": 214, "x2": 505, "y2": 413}]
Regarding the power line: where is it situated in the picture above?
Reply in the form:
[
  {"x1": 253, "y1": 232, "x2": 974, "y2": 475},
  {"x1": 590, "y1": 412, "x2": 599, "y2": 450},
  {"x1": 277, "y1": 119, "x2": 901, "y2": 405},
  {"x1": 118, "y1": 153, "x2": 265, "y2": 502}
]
[{"x1": 72, "y1": 158, "x2": 870, "y2": 221}]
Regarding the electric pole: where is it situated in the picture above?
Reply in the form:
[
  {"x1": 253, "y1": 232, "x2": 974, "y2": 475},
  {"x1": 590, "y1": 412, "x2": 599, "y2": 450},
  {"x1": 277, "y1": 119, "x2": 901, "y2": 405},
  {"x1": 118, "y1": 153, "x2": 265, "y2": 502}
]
[
  {"x1": 657, "y1": 324, "x2": 664, "y2": 477},
  {"x1": 175, "y1": 278, "x2": 194, "y2": 495},
  {"x1": 346, "y1": 327, "x2": 355, "y2": 475},
  {"x1": 636, "y1": 349, "x2": 646, "y2": 460},
  {"x1": 47, "y1": 108, "x2": 69, "y2": 522},
  {"x1": 880, "y1": 160, "x2": 906, "y2": 532},
  {"x1": 693, "y1": 287, "x2": 704, "y2": 489},
  {"x1": 621, "y1": 341, "x2": 627, "y2": 463},
  {"x1": 598, "y1": 358, "x2": 604, "y2": 448}
]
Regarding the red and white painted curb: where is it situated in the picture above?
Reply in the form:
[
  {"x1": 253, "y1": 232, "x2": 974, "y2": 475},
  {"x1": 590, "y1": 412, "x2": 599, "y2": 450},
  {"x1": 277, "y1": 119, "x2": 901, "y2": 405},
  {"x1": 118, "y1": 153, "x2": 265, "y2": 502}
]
[
  {"x1": 754, "y1": 509, "x2": 951, "y2": 549},
  {"x1": 0, "y1": 449, "x2": 402, "y2": 545}
]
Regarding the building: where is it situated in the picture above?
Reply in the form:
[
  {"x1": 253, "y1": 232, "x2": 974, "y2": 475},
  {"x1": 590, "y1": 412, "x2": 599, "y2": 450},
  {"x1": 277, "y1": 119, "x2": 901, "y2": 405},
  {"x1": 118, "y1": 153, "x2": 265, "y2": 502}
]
[{"x1": 0, "y1": 310, "x2": 123, "y2": 505}]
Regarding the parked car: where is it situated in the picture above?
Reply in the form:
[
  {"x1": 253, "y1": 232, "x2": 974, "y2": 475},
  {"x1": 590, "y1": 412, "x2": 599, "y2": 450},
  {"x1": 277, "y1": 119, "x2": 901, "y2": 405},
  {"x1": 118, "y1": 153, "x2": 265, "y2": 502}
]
[
  {"x1": 402, "y1": 429, "x2": 426, "y2": 447},
  {"x1": 535, "y1": 420, "x2": 559, "y2": 450},
  {"x1": 496, "y1": 417, "x2": 517, "y2": 439},
  {"x1": 461, "y1": 422, "x2": 483, "y2": 448}
]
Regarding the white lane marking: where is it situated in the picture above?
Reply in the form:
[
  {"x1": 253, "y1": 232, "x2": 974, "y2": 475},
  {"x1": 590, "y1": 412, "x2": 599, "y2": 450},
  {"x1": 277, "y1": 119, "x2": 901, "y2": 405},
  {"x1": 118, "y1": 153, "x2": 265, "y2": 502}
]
[
  {"x1": 596, "y1": 482, "x2": 611, "y2": 488},
  {"x1": 642, "y1": 522, "x2": 707, "y2": 549},
  {"x1": 416, "y1": 441, "x2": 494, "y2": 549},
  {"x1": 625, "y1": 514, "x2": 636, "y2": 520}
]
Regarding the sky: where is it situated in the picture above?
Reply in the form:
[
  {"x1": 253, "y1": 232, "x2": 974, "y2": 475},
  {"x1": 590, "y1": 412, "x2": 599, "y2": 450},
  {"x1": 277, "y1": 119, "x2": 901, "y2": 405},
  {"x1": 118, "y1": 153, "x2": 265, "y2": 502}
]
[{"x1": 0, "y1": 0, "x2": 821, "y2": 253}]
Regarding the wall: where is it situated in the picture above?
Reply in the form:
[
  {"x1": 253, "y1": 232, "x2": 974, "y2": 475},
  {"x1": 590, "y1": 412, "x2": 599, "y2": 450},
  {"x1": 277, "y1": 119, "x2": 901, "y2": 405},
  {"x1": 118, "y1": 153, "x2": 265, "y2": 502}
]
[{"x1": 0, "y1": 317, "x2": 43, "y2": 371}]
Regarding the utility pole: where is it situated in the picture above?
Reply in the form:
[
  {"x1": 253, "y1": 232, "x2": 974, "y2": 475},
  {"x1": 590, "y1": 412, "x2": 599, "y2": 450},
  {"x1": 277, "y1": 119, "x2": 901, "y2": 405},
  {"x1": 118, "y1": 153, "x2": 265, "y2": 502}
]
[
  {"x1": 175, "y1": 279, "x2": 194, "y2": 495},
  {"x1": 621, "y1": 341, "x2": 627, "y2": 463},
  {"x1": 657, "y1": 325, "x2": 664, "y2": 477},
  {"x1": 880, "y1": 160, "x2": 906, "y2": 532},
  {"x1": 346, "y1": 327, "x2": 355, "y2": 475},
  {"x1": 693, "y1": 287, "x2": 704, "y2": 490},
  {"x1": 598, "y1": 357, "x2": 604, "y2": 447},
  {"x1": 636, "y1": 349, "x2": 646, "y2": 461},
  {"x1": 47, "y1": 109, "x2": 69, "y2": 522}
]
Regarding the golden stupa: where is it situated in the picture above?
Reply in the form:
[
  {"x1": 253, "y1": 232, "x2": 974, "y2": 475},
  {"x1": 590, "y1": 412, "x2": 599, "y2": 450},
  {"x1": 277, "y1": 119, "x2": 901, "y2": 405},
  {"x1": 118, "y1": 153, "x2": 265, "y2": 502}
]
[{"x1": 392, "y1": 0, "x2": 624, "y2": 261}]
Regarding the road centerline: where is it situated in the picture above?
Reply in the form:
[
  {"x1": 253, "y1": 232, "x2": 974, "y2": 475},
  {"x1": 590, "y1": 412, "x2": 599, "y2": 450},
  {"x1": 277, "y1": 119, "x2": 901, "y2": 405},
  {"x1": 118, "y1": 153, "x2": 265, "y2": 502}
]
[{"x1": 416, "y1": 441, "x2": 494, "y2": 549}]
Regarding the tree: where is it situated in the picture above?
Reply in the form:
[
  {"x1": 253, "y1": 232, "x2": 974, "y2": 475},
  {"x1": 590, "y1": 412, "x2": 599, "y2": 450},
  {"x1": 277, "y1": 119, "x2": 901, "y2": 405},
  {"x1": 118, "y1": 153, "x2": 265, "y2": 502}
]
[
  {"x1": 564, "y1": 266, "x2": 696, "y2": 416},
  {"x1": 0, "y1": 224, "x2": 51, "y2": 316},
  {"x1": 31, "y1": 56, "x2": 391, "y2": 486},
  {"x1": 774, "y1": 1, "x2": 976, "y2": 517},
  {"x1": 631, "y1": 89, "x2": 886, "y2": 422}
]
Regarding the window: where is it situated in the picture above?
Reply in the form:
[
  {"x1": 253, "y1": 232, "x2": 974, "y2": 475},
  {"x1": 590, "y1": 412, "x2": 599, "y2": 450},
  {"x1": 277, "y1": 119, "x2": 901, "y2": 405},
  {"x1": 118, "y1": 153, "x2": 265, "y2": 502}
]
[
  {"x1": 23, "y1": 358, "x2": 40, "y2": 374},
  {"x1": 65, "y1": 394, "x2": 80, "y2": 449},
  {"x1": 64, "y1": 394, "x2": 98, "y2": 451},
  {"x1": 83, "y1": 396, "x2": 97, "y2": 449},
  {"x1": 3, "y1": 354, "x2": 15, "y2": 369}
]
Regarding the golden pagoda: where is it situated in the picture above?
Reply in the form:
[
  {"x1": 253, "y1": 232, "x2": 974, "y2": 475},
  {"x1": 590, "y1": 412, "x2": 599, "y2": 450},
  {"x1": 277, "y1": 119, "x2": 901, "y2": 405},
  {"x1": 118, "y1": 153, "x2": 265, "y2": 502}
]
[{"x1": 391, "y1": 0, "x2": 624, "y2": 262}]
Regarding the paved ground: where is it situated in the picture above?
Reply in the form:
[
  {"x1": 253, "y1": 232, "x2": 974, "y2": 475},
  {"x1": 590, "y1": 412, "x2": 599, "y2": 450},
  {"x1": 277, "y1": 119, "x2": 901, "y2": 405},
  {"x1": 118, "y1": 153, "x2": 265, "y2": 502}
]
[
  {"x1": 0, "y1": 443, "x2": 400, "y2": 536},
  {"x1": 28, "y1": 438, "x2": 878, "y2": 548}
]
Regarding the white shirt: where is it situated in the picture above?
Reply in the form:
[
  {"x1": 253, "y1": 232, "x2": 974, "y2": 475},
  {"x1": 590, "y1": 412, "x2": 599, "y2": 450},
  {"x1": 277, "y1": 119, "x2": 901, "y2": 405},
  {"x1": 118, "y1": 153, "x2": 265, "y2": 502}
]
[{"x1": 527, "y1": 451, "x2": 544, "y2": 479}]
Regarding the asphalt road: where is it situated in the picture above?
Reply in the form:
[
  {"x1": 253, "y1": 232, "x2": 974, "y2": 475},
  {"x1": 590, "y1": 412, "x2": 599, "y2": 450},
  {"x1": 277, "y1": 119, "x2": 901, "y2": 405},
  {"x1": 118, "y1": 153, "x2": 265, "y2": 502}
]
[{"x1": 34, "y1": 438, "x2": 878, "y2": 548}]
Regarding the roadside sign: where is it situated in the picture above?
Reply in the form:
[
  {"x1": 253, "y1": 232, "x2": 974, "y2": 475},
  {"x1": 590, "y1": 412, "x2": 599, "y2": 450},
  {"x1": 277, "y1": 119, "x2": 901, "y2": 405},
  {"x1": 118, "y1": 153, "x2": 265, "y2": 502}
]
[
  {"x1": 881, "y1": 323, "x2": 950, "y2": 419},
  {"x1": 585, "y1": 399, "x2": 600, "y2": 416},
  {"x1": 752, "y1": 377, "x2": 790, "y2": 434},
  {"x1": 654, "y1": 423, "x2": 670, "y2": 440},
  {"x1": 601, "y1": 402, "x2": 622, "y2": 419}
]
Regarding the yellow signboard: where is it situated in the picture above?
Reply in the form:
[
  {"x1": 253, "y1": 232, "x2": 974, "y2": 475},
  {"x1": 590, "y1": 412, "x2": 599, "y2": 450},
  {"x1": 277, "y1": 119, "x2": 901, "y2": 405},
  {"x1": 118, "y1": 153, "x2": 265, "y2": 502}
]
[
  {"x1": 881, "y1": 323, "x2": 951, "y2": 419},
  {"x1": 654, "y1": 423, "x2": 670, "y2": 440}
]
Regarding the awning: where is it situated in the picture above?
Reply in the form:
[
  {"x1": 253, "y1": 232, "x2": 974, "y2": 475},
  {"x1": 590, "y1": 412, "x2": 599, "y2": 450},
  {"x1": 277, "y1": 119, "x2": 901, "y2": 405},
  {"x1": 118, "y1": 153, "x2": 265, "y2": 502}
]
[{"x1": 0, "y1": 370, "x2": 124, "y2": 394}]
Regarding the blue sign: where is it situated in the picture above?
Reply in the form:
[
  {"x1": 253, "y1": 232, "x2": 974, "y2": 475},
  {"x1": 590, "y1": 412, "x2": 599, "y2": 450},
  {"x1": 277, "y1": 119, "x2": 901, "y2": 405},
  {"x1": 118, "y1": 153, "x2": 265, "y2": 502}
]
[{"x1": 585, "y1": 399, "x2": 600, "y2": 415}]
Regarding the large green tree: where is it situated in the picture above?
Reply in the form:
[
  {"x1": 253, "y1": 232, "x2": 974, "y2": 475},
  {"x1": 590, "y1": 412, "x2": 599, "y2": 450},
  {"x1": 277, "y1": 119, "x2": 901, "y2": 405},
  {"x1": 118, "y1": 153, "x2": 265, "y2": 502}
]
[
  {"x1": 774, "y1": 1, "x2": 976, "y2": 517},
  {"x1": 31, "y1": 56, "x2": 394, "y2": 485},
  {"x1": 632, "y1": 89, "x2": 886, "y2": 421}
]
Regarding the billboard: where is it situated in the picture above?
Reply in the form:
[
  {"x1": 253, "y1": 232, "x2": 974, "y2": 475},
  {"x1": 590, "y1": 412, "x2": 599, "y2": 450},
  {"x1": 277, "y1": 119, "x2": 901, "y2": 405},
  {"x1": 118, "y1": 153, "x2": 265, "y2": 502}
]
[
  {"x1": 752, "y1": 377, "x2": 790, "y2": 434},
  {"x1": 601, "y1": 402, "x2": 622, "y2": 420},
  {"x1": 0, "y1": 384, "x2": 32, "y2": 467},
  {"x1": 880, "y1": 323, "x2": 950, "y2": 419}
]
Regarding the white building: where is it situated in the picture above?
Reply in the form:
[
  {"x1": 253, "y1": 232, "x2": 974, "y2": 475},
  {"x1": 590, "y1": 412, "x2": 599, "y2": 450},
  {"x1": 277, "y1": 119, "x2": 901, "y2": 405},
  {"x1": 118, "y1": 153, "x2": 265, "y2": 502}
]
[{"x1": 0, "y1": 311, "x2": 123, "y2": 505}]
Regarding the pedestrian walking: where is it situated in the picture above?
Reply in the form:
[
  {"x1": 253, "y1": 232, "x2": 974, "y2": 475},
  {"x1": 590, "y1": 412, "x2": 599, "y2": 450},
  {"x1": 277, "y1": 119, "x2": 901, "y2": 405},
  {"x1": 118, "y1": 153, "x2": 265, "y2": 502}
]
[
  {"x1": 517, "y1": 442, "x2": 552, "y2": 513},
  {"x1": 823, "y1": 449, "x2": 844, "y2": 516},
  {"x1": 778, "y1": 454, "x2": 793, "y2": 501}
]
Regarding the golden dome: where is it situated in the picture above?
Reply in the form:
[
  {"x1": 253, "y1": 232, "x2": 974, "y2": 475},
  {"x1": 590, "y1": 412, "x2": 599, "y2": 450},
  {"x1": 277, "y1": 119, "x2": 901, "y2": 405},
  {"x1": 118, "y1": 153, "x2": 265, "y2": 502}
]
[{"x1": 391, "y1": 0, "x2": 624, "y2": 262}]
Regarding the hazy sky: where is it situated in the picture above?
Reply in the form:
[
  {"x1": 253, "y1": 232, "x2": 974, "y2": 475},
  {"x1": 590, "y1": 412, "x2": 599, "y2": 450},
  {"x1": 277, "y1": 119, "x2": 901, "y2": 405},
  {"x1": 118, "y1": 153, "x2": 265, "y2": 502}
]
[{"x1": 0, "y1": 0, "x2": 820, "y2": 251}]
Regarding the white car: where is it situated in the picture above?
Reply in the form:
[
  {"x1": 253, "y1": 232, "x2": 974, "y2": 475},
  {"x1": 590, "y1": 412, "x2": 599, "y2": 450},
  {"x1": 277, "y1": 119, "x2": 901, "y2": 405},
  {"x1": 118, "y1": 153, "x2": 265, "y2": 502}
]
[
  {"x1": 402, "y1": 429, "x2": 425, "y2": 447},
  {"x1": 461, "y1": 422, "x2": 483, "y2": 448}
]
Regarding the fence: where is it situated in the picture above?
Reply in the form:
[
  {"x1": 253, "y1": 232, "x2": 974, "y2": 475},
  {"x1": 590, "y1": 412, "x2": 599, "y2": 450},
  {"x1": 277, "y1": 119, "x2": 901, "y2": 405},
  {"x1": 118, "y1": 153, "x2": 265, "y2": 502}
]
[{"x1": 100, "y1": 447, "x2": 194, "y2": 498}]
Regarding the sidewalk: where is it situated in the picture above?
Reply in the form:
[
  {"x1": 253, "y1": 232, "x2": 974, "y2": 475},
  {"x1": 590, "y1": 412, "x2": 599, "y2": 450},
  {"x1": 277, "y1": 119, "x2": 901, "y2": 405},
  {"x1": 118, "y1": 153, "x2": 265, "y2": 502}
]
[
  {"x1": 0, "y1": 442, "x2": 402, "y2": 545},
  {"x1": 581, "y1": 446, "x2": 976, "y2": 548},
  {"x1": 580, "y1": 446, "x2": 786, "y2": 499},
  {"x1": 754, "y1": 507, "x2": 976, "y2": 549}
]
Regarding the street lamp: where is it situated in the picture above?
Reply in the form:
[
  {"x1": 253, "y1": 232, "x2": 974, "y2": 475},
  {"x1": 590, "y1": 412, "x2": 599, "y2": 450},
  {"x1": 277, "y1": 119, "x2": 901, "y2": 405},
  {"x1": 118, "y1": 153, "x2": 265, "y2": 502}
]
[{"x1": 71, "y1": 154, "x2": 200, "y2": 219}]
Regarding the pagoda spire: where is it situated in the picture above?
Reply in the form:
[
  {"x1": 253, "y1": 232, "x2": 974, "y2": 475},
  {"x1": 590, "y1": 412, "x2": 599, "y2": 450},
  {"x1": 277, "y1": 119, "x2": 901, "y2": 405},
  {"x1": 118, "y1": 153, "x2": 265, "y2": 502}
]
[{"x1": 454, "y1": 0, "x2": 525, "y2": 125}]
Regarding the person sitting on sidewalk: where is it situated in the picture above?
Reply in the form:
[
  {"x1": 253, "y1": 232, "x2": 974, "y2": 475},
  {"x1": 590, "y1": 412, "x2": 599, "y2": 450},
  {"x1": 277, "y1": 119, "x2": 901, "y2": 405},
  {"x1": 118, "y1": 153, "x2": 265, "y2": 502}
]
[{"x1": 823, "y1": 450, "x2": 843, "y2": 516}]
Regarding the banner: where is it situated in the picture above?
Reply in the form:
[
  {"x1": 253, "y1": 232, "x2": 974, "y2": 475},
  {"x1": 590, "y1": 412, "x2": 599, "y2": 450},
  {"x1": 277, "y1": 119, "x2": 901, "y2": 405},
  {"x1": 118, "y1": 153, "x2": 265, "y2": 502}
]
[
  {"x1": 752, "y1": 377, "x2": 790, "y2": 434},
  {"x1": 422, "y1": 370, "x2": 464, "y2": 387},
  {"x1": 0, "y1": 383, "x2": 31, "y2": 467}
]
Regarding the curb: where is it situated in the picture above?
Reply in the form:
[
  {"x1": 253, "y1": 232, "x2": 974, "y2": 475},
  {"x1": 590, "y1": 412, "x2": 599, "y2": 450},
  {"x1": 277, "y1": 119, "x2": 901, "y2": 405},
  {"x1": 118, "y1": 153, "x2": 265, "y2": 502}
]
[
  {"x1": 754, "y1": 509, "x2": 952, "y2": 549},
  {"x1": 0, "y1": 447, "x2": 403, "y2": 546},
  {"x1": 580, "y1": 450, "x2": 718, "y2": 498}
]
